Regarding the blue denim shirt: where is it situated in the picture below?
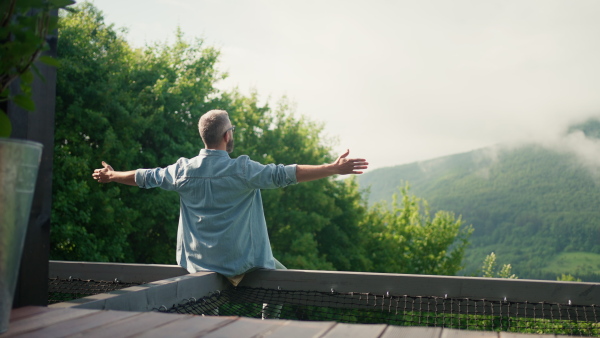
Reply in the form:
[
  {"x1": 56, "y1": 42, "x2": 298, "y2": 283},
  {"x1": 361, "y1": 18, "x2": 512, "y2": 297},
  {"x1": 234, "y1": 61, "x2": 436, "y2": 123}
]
[{"x1": 135, "y1": 149, "x2": 298, "y2": 277}]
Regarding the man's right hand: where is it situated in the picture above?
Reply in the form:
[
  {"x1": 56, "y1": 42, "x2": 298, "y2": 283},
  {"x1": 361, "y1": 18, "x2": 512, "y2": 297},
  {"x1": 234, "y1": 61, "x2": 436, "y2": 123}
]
[
  {"x1": 92, "y1": 161, "x2": 114, "y2": 183},
  {"x1": 296, "y1": 149, "x2": 369, "y2": 183},
  {"x1": 92, "y1": 161, "x2": 137, "y2": 186},
  {"x1": 332, "y1": 149, "x2": 368, "y2": 175}
]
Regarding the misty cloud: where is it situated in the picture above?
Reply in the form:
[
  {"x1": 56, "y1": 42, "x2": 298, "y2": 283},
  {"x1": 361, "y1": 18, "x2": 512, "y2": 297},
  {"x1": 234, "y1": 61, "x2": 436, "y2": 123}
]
[{"x1": 546, "y1": 127, "x2": 600, "y2": 179}]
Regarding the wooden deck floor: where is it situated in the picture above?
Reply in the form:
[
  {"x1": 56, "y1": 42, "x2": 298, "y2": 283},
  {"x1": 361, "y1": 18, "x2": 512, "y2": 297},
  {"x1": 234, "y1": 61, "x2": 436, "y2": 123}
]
[{"x1": 5, "y1": 306, "x2": 577, "y2": 337}]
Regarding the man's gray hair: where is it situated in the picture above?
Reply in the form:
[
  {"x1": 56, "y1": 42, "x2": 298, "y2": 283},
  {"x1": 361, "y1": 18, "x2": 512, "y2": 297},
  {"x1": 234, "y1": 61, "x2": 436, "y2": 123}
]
[{"x1": 199, "y1": 110, "x2": 230, "y2": 147}]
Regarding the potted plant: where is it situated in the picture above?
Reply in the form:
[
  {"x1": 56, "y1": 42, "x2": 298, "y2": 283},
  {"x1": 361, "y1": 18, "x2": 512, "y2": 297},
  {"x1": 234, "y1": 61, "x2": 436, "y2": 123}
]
[{"x1": 0, "y1": 0, "x2": 74, "y2": 333}]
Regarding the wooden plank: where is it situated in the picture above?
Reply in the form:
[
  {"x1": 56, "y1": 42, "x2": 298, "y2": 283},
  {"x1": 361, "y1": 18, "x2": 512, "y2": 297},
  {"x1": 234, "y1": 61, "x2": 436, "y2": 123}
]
[
  {"x1": 441, "y1": 328, "x2": 499, "y2": 338},
  {"x1": 17, "y1": 309, "x2": 140, "y2": 338},
  {"x1": 201, "y1": 317, "x2": 300, "y2": 338},
  {"x1": 73, "y1": 311, "x2": 189, "y2": 337},
  {"x1": 380, "y1": 326, "x2": 442, "y2": 338},
  {"x1": 322, "y1": 323, "x2": 387, "y2": 338},
  {"x1": 9, "y1": 306, "x2": 50, "y2": 321},
  {"x1": 4, "y1": 307, "x2": 99, "y2": 337},
  {"x1": 3, "y1": 307, "x2": 578, "y2": 338},
  {"x1": 133, "y1": 315, "x2": 237, "y2": 337},
  {"x1": 261, "y1": 320, "x2": 337, "y2": 338}
]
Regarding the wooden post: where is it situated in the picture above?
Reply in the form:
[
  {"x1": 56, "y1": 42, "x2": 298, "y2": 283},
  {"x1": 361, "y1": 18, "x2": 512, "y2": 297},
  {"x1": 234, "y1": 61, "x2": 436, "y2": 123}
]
[{"x1": 9, "y1": 9, "x2": 58, "y2": 308}]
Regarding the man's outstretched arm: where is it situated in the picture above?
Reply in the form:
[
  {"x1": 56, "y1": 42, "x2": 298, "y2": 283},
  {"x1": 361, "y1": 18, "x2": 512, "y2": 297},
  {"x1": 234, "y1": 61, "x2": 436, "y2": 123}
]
[
  {"x1": 92, "y1": 161, "x2": 137, "y2": 186},
  {"x1": 296, "y1": 149, "x2": 368, "y2": 183}
]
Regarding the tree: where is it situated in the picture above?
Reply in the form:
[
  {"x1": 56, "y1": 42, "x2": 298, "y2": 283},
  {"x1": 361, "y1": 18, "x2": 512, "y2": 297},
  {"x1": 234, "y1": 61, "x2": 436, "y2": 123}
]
[
  {"x1": 481, "y1": 252, "x2": 518, "y2": 279},
  {"x1": 52, "y1": 3, "x2": 140, "y2": 261},
  {"x1": 556, "y1": 274, "x2": 582, "y2": 282},
  {"x1": 52, "y1": 3, "x2": 223, "y2": 262},
  {"x1": 361, "y1": 186, "x2": 473, "y2": 275}
]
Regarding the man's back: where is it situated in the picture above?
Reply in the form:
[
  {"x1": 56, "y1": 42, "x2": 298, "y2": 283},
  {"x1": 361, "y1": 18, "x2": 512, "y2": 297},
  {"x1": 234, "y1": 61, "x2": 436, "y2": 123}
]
[{"x1": 135, "y1": 149, "x2": 298, "y2": 277}]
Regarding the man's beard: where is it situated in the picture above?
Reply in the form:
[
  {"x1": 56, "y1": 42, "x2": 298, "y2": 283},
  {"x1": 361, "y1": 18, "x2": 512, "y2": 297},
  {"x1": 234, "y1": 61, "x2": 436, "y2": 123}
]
[{"x1": 226, "y1": 137, "x2": 234, "y2": 153}]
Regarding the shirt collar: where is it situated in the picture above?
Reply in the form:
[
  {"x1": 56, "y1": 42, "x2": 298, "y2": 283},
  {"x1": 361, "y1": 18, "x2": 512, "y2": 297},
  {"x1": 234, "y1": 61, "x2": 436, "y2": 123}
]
[{"x1": 200, "y1": 149, "x2": 230, "y2": 157}]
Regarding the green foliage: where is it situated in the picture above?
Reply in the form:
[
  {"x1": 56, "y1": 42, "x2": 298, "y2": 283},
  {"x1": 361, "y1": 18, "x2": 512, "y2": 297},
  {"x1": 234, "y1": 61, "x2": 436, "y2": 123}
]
[
  {"x1": 543, "y1": 252, "x2": 600, "y2": 280},
  {"x1": 359, "y1": 125, "x2": 600, "y2": 281},
  {"x1": 0, "y1": 110, "x2": 11, "y2": 136},
  {"x1": 0, "y1": 0, "x2": 75, "y2": 136},
  {"x1": 52, "y1": 3, "x2": 222, "y2": 262},
  {"x1": 481, "y1": 252, "x2": 517, "y2": 279},
  {"x1": 557, "y1": 274, "x2": 582, "y2": 282},
  {"x1": 360, "y1": 186, "x2": 473, "y2": 275}
]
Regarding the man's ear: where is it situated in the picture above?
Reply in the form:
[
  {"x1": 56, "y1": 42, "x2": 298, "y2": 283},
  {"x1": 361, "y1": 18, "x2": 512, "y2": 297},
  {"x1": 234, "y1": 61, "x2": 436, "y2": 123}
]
[{"x1": 223, "y1": 130, "x2": 230, "y2": 143}]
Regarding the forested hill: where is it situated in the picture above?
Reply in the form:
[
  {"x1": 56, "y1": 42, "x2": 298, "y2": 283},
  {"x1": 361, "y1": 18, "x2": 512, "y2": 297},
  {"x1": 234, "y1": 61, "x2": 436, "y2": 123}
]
[{"x1": 358, "y1": 119, "x2": 600, "y2": 282}]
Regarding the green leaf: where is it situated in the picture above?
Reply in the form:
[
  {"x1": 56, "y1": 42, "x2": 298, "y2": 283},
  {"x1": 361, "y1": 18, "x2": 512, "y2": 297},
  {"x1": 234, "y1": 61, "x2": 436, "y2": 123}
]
[
  {"x1": 48, "y1": 15, "x2": 59, "y2": 29},
  {"x1": 20, "y1": 69, "x2": 34, "y2": 84},
  {"x1": 0, "y1": 1, "x2": 11, "y2": 15},
  {"x1": 14, "y1": 0, "x2": 46, "y2": 10},
  {"x1": 48, "y1": 0, "x2": 76, "y2": 8},
  {"x1": 0, "y1": 26, "x2": 9, "y2": 40},
  {"x1": 30, "y1": 63, "x2": 45, "y2": 82},
  {"x1": 0, "y1": 110, "x2": 12, "y2": 138},
  {"x1": 39, "y1": 55, "x2": 61, "y2": 67},
  {"x1": 0, "y1": 88, "x2": 9, "y2": 100},
  {"x1": 19, "y1": 81, "x2": 32, "y2": 95},
  {"x1": 13, "y1": 94, "x2": 36, "y2": 111}
]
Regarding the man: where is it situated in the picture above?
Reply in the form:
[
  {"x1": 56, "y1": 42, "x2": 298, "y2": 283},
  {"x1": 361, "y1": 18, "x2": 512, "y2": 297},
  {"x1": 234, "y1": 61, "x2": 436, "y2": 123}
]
[{"x1": 92, "y1": 109, "x2": 368, "y2": 285}]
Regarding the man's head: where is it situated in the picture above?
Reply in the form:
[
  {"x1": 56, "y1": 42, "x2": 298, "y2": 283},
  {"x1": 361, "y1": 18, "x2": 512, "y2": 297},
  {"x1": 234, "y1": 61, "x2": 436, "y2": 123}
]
[{"x1": 199, "y1": 110, "x2": 235, "y2": 153}]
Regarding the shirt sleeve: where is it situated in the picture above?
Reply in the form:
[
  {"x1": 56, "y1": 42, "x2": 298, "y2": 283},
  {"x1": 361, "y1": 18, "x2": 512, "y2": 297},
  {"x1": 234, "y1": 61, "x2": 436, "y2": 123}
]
[
  {"x1": 135, "y1": 161, "x2": 182, "y2": 191},
  {"x1": 244, "y1": 158, "x2": 298, "y2": 189}
]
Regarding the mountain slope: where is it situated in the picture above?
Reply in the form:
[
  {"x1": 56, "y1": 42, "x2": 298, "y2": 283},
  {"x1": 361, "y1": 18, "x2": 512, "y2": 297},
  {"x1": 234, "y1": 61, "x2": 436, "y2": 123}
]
[{"x1": 358, "y1": 121, "x2": 600, "y2": 281}]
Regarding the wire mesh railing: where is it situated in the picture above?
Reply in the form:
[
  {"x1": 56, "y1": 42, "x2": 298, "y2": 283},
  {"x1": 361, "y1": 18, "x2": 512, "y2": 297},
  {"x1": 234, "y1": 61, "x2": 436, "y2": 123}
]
[
  {"x1": 156, "y1": 286, "x2": 600, "y2": 336},
  {"x1": 48, "y1": 277, "x2": 143, "y2": 305},
  {"x1": 47, "y1": 267, "x2": 600, "y2": 337}
]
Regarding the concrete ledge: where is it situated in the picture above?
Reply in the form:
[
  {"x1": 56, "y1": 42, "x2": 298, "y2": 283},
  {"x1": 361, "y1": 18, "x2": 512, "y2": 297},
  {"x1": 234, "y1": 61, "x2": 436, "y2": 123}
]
[
  {"x1": 49, "y1": 260, "x2": 189, "y2": 283},
  {"x1": 239, "y1": 269, "x2": 600, "y2": 306},
  {"x1": 50, "y1": 272, "x2": 229, "y2": 311},
  {"x1": 48, "y1": 263, "x2": 600, "y2": 317}
]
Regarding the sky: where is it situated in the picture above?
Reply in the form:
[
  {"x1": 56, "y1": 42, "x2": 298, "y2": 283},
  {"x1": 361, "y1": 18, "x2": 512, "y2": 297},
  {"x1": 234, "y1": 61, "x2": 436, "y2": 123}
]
[{"x1": 94, "y1": 0, "x2": 600, "y2": 170}]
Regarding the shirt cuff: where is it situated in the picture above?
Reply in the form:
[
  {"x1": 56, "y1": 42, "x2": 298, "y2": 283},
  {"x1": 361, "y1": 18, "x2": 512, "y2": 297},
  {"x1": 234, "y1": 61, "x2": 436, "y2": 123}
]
[
  {"x1": 135, "y1": 169, "x2": 146, "y2": 188},
  {"x1": 285, "y1": 164, "x2": 298, "y2": 185}
]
